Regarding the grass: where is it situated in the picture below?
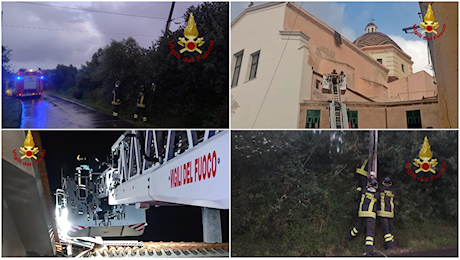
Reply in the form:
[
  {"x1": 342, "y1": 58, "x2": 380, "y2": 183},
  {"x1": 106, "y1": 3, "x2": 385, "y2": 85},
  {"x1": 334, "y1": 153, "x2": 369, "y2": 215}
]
[
  {"x1": 2, "y1": 95, "x2": 22, "y2": 128},
  {"x1": 232, "y1": 219, "x2": 457, "y2": 256}
]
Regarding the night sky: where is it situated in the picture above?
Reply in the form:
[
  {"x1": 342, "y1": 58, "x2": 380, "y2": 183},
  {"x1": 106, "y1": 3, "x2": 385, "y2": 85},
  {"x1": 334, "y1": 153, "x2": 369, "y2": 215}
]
[{"x1": 39, "y1": 131, "x2": 228, "y2": 243}]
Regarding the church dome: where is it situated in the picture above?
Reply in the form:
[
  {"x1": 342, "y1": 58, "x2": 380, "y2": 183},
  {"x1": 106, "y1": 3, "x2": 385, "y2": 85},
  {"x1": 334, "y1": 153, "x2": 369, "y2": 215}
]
[{"x1": 354, "y1": 22, "x2": 402, "y2": 51}]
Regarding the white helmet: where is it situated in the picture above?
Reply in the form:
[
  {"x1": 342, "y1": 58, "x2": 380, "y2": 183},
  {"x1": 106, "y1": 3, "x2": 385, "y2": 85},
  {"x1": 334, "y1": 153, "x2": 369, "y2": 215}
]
[{"x1": 369, "y1": 171, "x2": 377, "y2": 180}]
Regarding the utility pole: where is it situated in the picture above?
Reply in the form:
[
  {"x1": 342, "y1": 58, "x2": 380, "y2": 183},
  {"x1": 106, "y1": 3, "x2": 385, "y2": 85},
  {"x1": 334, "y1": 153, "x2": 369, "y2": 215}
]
[{"x1": 164, "y1": 2, "x2": 176, "y2": 37}]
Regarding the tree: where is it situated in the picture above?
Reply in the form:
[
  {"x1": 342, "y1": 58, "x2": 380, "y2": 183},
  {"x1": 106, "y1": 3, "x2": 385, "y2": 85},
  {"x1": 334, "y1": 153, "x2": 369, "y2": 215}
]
[
  {"x1": 143, "y1": 2, "x2": 229, "y2": 127},
  {"x1": 2, "y1": 46, "x2": 13, "y2": 92},
  {"x1": 231, "y1": 131, "x2": 458, "y2": 256}
]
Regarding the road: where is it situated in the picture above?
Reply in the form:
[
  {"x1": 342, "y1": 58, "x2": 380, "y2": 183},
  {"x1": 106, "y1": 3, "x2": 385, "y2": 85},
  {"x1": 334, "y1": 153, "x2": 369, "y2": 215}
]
[{"x1": 19, "y1": 93, "x2": 137, "y2": 128}]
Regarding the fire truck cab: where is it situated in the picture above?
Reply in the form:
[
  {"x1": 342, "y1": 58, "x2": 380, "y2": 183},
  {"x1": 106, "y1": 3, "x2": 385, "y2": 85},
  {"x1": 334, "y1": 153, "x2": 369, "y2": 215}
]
[{"x1": 14, "y1": 68, "x2": 44, "y2": 98}]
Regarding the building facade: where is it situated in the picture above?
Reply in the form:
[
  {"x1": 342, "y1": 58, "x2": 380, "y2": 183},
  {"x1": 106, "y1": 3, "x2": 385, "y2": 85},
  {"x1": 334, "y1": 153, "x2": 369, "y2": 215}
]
[{"x1": 231, "y1": 2, "x2": 441, "y2": 129}]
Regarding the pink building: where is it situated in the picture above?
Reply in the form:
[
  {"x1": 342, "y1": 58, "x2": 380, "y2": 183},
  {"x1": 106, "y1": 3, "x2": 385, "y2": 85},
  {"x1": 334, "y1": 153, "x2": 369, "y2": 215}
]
[{"x1": 231, "y1": 2, "x2": 441, "y2": 129}]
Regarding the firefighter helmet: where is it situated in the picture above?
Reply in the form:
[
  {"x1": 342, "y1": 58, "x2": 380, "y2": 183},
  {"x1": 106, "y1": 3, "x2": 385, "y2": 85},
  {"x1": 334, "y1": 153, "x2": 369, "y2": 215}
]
[
  {"x1": 115, "y1": 80, "x2": 121, "y2": 88},
  {"x1": 367, "y1": 179, "x2": 378, "y2": 192},
  {"x1": 369, "y1": 171, "x2": 377, "y2": 180},
  {"x1": 382, "y1": 176, "x2": 392, "y2": 187}
]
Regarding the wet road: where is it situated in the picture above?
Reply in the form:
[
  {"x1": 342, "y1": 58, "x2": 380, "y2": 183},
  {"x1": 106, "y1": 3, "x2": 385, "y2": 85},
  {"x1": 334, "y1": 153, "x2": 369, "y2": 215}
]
[{"x1": 19, "y1": 93, "x2": 137, "y2": 128}]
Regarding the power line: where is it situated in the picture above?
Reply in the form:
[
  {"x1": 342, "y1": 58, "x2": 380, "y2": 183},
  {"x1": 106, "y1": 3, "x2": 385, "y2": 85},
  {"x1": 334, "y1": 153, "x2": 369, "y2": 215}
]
[
  {"x1": 17, "y1": 2, "x2": 168, "y2": 20},
  {"x1": 251, "y1": 2, "x2": 305, "y2": 128},
  {"x1": 3, "y1": 24, "x2": 157, "y2": 38}
]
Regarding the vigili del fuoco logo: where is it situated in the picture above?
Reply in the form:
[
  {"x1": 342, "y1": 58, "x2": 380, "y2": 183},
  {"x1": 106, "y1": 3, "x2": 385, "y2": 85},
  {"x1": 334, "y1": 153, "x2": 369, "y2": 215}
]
[
  {"x1": 169, "y1": 13, "x2": 214, "y2": 63},
  {"x1": 12, "y1": 130, "x2": 46, "y2": 166},
  {"x1": 405, "y1": 136, "x2": 446, "y2": 182},
  {"x1": 412, "y1": 4, "x2": 446, "y2": 41}
]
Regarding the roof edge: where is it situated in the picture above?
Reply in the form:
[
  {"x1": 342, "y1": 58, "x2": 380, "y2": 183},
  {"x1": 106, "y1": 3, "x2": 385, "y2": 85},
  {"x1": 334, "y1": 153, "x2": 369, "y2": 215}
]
[
  {"x1": 285, "y1": 2, "x2": 390, "y2": 74},
  {"x1": 231, "y1": 2, "x2": 287, "y2": 28}
]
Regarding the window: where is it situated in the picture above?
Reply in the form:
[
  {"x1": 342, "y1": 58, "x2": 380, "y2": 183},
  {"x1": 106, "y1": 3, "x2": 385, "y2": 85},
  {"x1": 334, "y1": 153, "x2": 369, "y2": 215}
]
[
  {"x1": 347, "y1": 111, "x2": 358, "y2": 128},
  {"x1": 249, "y1": 51, "x2": 260, "y2": 80},
  {"x1": 377, "y1": 59, "x2": 382, "y2": 64},
  {"x1": 315, "y1": 80, "x2": 321, "y2": 89},
  {"x1": 232, "y1": 51, "x2": 244, "y2": 87},
  {"x1": 306, "y1": 110, "x2": 321, "y2": 128},
  {"x1": 406, "y1": 110, "x2": 422, "y2": 128},
  {"x1": 401, "y1": 64, "x2": 405, "y2": 72}
]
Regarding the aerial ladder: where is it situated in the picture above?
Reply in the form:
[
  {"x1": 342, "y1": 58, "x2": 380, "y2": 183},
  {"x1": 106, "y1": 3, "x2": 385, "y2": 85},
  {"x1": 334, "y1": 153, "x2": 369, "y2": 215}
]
[
  {"x1": 55, "y1": 130, "x2": 229, "y2": 257},
  {"x1": 322, "y1": 69, "x2": 349, "y2": 129}
]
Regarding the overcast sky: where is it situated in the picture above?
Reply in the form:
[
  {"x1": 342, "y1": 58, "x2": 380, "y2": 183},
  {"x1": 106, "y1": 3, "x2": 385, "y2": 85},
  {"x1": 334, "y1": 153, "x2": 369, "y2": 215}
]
[
  {"x1": 231, "y1": 2, "x2": 434, "y2": 75},
  {"x1": 2, "y1": 1, "x2": 204, "y2": 71}
]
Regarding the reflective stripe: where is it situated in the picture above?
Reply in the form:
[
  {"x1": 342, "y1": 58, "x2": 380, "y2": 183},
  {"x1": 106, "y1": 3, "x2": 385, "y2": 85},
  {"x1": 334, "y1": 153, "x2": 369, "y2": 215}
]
[
  {"x1": 390, "y1": 196, "x2": 394, "y2": 215},
  {"x1": 358, "y1": 211, "x2": 376, "y2": 219},
  {"x1": 134, "y1": 114, "x2": 139, "y2": 118},
  {"x1": 356, "y1": 160, "x2": 368, "y2": 176},
  {"x1": 351, "y1": 230, "x2": 356, "y2": 237},
  {"x1": 368, "y1": 197, "x2": 376, "y2": 212},
  {"x1": 366, "y1": 236, "x2": 374, "y2": 241},
  {"x1": 113, "y1": 112, "x2": 118, "y2": 116},
  {"x1": 384, "y1": 234, "x2": 392, "y2": 238},
  {"x1": 142, "y1": 117, "x2": 147, "y2": 122},
  {"x1": 377, "y1": 210, "x2": 394, "y2": 218},
  {"x1": 380, "y1": 193, "x2": 385, "y2": 215},
  {"x1": 390, "y1": 235, "x2": 394, "y2": 241},
  {"x1": 353, "y1": 227, "x2": 358, "y2": 233},
  {"x1": 357, "y1": 187, "x2": 362, "y2": 191},
  {"x1": 385, "y1": 237, "x2": 393, "y2": 242},
  {"x1": 365, "y1": 241, "x2": 373, "y2": 246}
]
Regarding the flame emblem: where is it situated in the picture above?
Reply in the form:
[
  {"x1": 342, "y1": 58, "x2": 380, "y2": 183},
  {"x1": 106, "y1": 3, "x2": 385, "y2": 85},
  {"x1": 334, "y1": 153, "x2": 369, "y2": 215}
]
[
  {"x1": 19, "y1": 130, "x2": 39, "y2": 160},
  {"x1": 413, "y1": 136, "x2": 438, "y2": 173},
  {"x1": 420, "y1": 4, "x2": 439, "y2": 34},
  {"x1": 178, "y1": 13, "x2": 205, "y2": 54}
]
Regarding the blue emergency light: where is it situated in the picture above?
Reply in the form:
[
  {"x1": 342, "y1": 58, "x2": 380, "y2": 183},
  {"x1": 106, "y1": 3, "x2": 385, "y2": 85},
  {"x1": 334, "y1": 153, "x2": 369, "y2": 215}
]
[
  {"x1": 17, "y1": 76, "x2": 21, "y2": 80},
  {"x1": 40, "y1": 76, "x2": 44, "y2": 79}
]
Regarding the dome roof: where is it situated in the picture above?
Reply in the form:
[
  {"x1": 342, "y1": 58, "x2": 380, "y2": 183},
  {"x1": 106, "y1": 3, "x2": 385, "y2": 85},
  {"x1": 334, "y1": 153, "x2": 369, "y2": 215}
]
[
  {"x1": 354, "y1": 32, "x2": 402, "y2": 51},
  {"x1": 366, "y1": 22, "x2": 376, "y2": 27}
]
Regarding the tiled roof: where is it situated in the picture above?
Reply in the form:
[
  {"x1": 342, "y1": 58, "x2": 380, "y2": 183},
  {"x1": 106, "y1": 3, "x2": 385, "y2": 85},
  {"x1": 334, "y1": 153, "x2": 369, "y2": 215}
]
[{"x1": 354, "y1": 32, "x2": 402, "y2": 51}]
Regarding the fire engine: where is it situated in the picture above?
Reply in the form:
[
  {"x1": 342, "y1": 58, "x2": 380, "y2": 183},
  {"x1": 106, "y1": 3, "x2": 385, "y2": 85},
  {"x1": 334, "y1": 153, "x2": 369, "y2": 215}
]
[
  {"x1": 13, "y1": 68, "x2": 44, "y2": 98},
  {"x1": 55, "y1": 130, "x2": 229, "y2": 257}
]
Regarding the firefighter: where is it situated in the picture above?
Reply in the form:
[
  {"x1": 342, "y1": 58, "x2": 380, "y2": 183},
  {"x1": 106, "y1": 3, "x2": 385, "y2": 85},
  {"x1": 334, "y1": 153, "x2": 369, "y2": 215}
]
[
  {"x1": 355, "y1": 159, "x2": 368, "y2": 192},
  {"x1": 348, "y1": 179, "x2": 379, "y2": 256},
  {"x1": 331, "y1": 69, "x2": 338, "y2": 84},
  {"x1": 377, "y1": 176, "x2": 396, "y2": 251},
  {"x1": 111, "y1": 80, "x2": 122, "y2": 119},
  {"x1": 134, "y1": 85, "x2": 148, "y2": 122}
]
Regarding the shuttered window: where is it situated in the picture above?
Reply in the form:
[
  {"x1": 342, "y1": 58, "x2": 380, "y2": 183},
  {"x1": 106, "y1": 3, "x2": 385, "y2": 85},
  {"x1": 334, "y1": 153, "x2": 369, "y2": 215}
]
[
  {"x1": 406, "y1": 110, "x2": 422, "y2": 128},
  {"x1": 347, "y1": 111, "x2": 358, "y2": 128},
  {"x1": 306, "y1": 110, "x2": 321, "y2": 128}
]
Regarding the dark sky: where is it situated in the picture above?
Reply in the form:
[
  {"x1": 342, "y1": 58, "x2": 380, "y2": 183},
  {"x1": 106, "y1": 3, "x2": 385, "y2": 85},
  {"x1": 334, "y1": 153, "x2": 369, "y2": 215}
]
[
  {"x1": 2, "y1": 1, "x2": 204, "y2": 71},
  {"x1": 39, "y1": 131, "x2": 228, "y2": 243}
]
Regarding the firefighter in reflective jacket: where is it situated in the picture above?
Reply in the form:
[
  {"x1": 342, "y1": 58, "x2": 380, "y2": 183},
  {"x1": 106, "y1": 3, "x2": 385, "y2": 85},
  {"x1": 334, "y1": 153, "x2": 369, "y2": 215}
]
[
  {"x1": 377, "y1": 176, "x2": 396, "y2": 251},
  {"x1": 112, "y1": 80, "x2": 122, "y2": 119},
  {"x1": 348, "y1": 179, "x2": 379, "y2": 256},
  {"x1": 134, "y1": 85, "x2": 148, "y2": 122},
  {"x1": 355, "y1": 159, "x2": 368, "y2": 192}
]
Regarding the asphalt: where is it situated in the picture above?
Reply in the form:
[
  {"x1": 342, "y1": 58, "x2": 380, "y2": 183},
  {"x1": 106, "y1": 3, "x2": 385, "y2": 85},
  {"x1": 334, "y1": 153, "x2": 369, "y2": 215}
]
[{"x1": 18, "y1": 93, "x2": 138, "y2": 128}]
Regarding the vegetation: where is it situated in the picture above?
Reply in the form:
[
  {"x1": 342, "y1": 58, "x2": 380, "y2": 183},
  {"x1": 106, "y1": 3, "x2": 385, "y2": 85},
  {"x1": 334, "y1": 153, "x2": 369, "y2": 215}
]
[
  {"x1": 2, "y1": 46, "x2": 13, "y2": 93},
  {"x1": 2, "y1": 45, "x2": 22, "y2": 128},
  {"x1": 2, "y1": 96, "x2": 22, "y2": 128},
  {"x1": 231, "y1": 131, "x2": 457, "y2": 256},
  {"x1": 43, "y1": 2, "x2": 228, "y2": 127}
]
